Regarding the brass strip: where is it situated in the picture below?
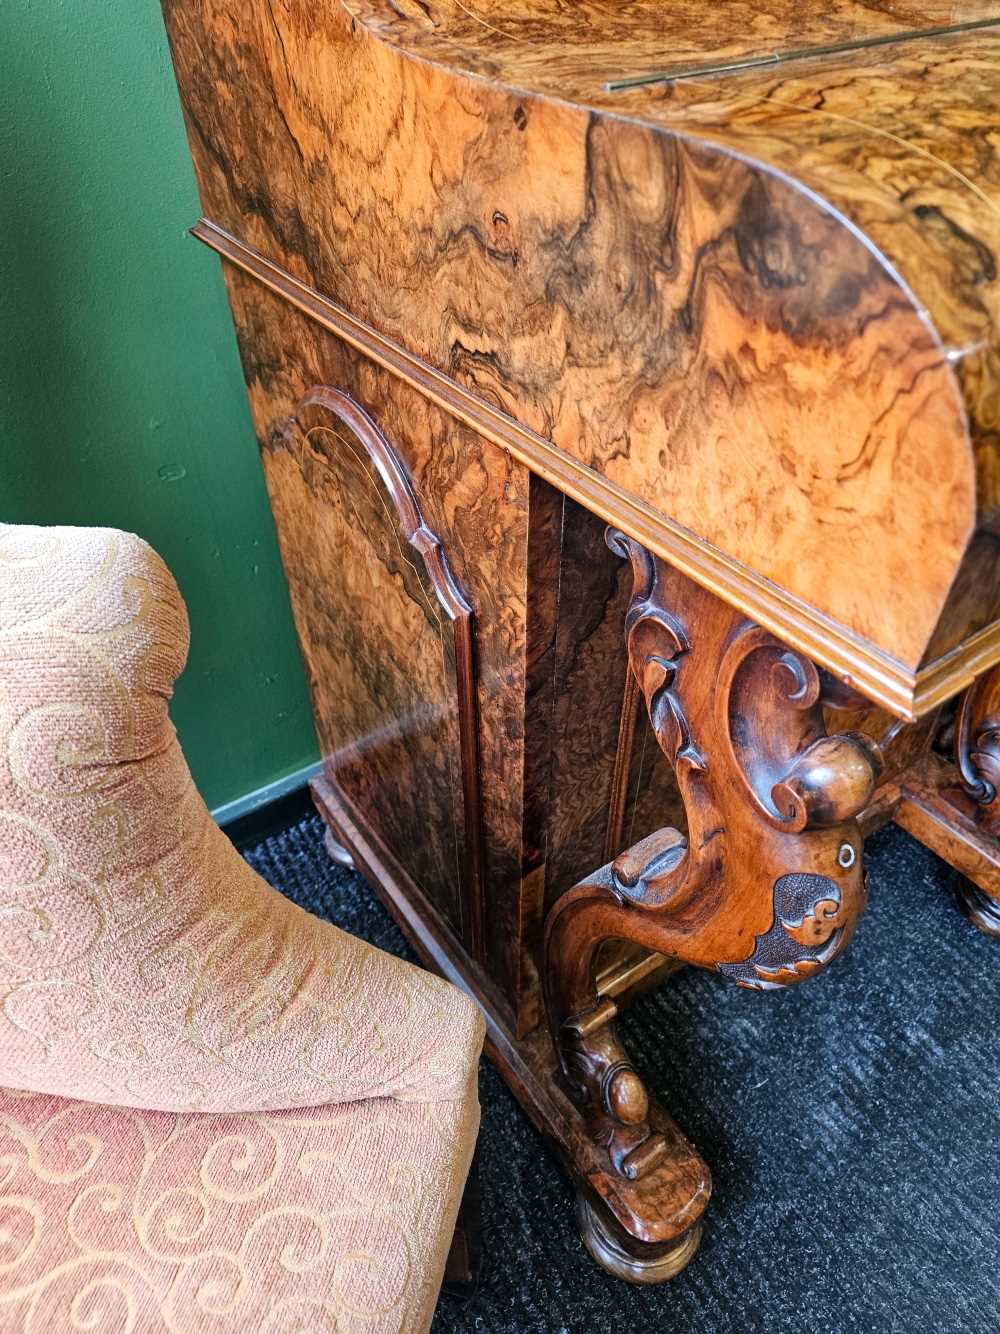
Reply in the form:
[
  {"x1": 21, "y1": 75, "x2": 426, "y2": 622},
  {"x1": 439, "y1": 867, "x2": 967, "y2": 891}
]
[
  {"x1": 606, "y1": 17, "x2": 1000, "y2": 91},
  {"x1": 596, "y1": 948, "x2": 673, "y2": 1002},
  {"x1": 192, "y1": 218, "x2": 1000, "y2": 720},
  {"x1": 566, "y1": 999, "x2": 619, "y2": 1038}
]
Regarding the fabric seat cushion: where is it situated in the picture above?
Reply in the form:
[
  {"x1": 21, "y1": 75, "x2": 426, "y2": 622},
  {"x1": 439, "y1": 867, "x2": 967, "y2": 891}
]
[{"x1": 0, "y1": 1081, "x2": 477, "y2": 1332}]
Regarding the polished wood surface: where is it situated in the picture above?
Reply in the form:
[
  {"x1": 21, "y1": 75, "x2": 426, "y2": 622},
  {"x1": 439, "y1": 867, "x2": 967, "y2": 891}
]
[
  {"x1": 345, "y1": 1, "x2": 1000, "y2": 449},
  {"x1": 195, "y1": 218, "x2": 979, "y2": 719},
  {"x1": 163, "y1": 0, "x2": 1000, "y2": 702},
  {"x1": 225, "y1": 269, "x2": 539, "y2": 1025},
  {"x1": 218, "y1": 266, "x2": 693, "y2": 1033},
  {"x1": 161, "y1": 0, "x2": 1000, "y2": 1286},
  {"x1": 345, "y1": 2, "x2": 992, "y2": 77},
  {"x1": 541, "y1": 497, "x2": 686, "y2": 909},
  {"x1": 283, "y1": 385, "x2": 485, "y2": 955},
  {"x1": 544, "y1": 539, "x2": 877, "y2": 1195}
]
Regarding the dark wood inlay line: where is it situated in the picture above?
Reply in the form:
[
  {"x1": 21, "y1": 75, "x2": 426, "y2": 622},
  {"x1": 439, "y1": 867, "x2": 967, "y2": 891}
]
[{"x1": 606, "y1": 16, "x2": 1000, "y2": 90}]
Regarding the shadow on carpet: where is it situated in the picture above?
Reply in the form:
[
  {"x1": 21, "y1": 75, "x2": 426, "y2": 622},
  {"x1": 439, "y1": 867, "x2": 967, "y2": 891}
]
[{"x1": 244, "y1": 816, "x2": 1000, "y2": 1334}]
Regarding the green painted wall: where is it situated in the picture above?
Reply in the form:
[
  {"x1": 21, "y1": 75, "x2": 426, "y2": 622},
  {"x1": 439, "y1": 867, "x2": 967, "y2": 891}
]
[{"x1": 0, "y1": 2, "x2": 319, "y2": 811}]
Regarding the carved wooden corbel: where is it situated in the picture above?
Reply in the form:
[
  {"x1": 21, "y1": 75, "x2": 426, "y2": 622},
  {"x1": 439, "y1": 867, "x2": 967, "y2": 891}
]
[
  {"x1": 544, "y1": 533, "x2": 880, "y2": 1186},
  {"x1": 953, "y1": 666, "x2": 1000, "y2": 933},
  {"x1": 956, "y1": 667, "x2": 1000, "y2": 833}
]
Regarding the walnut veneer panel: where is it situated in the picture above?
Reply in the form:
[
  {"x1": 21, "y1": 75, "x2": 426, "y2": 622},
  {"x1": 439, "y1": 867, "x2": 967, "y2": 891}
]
[
  {"x1": 215, "y1": 266, "x2": 692, "y2": 1028},
  {"x1": 345, "y1": 1, "x2": 1000, "y2": 649},
  {"x1": 161, "y1": 0, "x2": 993, "y2": 683},
  {"x1": 344, "y1": 0, "x2": 1000, "y2": 369},
  {"x1": 282, "y1": 396, "x2": 471, "y2": 941},
  {"x1": 350, "y1": 2, "x2": 990, "y2": 80},
  {"x1": 222, "y1": 267, "x2": 537, "y2": 1019}
]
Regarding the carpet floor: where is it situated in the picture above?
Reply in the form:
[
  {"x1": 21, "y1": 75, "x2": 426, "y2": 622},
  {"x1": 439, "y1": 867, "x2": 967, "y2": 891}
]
[{"x1": 244, "y1": 815, "x2": 1000, "y2": 1334}]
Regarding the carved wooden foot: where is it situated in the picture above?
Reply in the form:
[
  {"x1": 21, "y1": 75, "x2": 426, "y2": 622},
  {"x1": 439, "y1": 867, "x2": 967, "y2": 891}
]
[
  {"x1": 576, "y1": 1191, "x2": 703, "y2": 1285},
  {"x1": 545, "y1": 535, "x2": 882, "y2": 1272},
  {"x1": 956, "y1": 882, "x2": 1000, "y2": 937}
]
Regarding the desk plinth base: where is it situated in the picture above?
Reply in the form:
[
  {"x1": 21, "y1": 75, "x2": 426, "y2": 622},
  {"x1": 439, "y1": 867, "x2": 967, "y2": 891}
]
[{"x1": 311, "y1": 771, "x2": 711, "y2": 1281}]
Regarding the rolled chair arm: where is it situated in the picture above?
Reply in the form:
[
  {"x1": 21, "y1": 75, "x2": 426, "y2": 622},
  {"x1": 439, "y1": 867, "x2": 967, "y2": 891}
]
[{"x1": 0, "y1": 524, "x2": 484, "y2": 1114}]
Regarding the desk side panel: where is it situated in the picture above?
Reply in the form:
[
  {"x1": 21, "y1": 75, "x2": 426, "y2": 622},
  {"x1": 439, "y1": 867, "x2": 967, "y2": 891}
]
[
  {"x1": 160, "y1": 0, "x2": 975, "y2": 674},
  {"x1": 219, "y1": 268, "x2": 534, "y2": 1018}
]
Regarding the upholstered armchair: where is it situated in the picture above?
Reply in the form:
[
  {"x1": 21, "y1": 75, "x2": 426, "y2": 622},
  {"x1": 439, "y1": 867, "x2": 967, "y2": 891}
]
[{"x1": 0, "y1": 523, "x2": 485, "y2": 1332}]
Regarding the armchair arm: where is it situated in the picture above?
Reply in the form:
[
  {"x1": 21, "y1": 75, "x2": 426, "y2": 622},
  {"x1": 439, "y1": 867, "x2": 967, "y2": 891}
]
[{"x1": 0, "y1": 524, "x2": 484, "y2": 1113}]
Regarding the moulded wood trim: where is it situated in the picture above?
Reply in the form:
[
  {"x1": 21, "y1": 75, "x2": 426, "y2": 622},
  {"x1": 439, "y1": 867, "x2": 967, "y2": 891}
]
[
  {"x1": 193, "y1": 217, "x2": 1000, "y2": 721},
  {"x1": 290, "y1": 385, "x2": 486, "y2": 963}
]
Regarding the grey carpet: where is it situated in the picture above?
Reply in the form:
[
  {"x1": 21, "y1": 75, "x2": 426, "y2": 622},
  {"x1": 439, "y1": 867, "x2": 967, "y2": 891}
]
[{"x1": 244, "y1": 815, "x2": 1000, "y2": 1334}]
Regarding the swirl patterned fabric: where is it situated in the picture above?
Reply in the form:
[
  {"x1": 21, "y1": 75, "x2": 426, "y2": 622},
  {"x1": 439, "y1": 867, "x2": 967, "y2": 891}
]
[{"x1": 0, "y1": 524, "x2": 484, "y2": 1331}]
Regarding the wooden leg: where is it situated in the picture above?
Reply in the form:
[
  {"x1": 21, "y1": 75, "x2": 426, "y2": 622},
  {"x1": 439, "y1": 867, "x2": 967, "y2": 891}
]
[
  {"x1": 575, "y1": 1190, "x2": 703, "y2": 1285},
  {"x1": 958, "y1": 883, "x2": 1000, "y2": 937},
  {"x1": 544, "y1": 533, "x2": 882, "y2": 1277},
  {"x1": 312, "y1": 769, "x2": 712, "y2": 1287},
  {"x1": 892, "y1": 665, "x2": 1000, "y2": 939},
  {"x1": 443, "y1": 1152, "x2": 482, "y2": 1298},
  {"x1": 323, "y1": 825, "x2": 356, "y2": 870}
]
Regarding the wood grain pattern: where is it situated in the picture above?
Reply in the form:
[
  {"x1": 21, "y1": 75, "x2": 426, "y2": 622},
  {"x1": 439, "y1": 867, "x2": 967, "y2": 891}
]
[
  {"x1": 158, "y1": 0, "x2": 1000, "y2": 1282},
  {"x1": 342, "y1": 1, "x2": 1000, "y2": 643},
  {"x1": 345, "y1": 0, "x2": 1000, "y2": 542},
  {"x1": 343, "y1": 1, "x2": 1000, "y2": 378},
  {"x1": 218, "y1": 264, "x2": 693, "y2": 1031},
  {"x1": 160, "y1": 0, "x2": 1000, "y2": 687},
  {"x1": 545, "y1": 499, "x2": 689, "y2": 904},
  {"x1": 280, "y1": 397, "x2": 467, "y2": 937},
  {"x1": 286, "y1": 385, "x2": 485, "y2": 958},
  {"x1": 545, "y1": 539, "x2": 879, "y2": 1191},
  {"x1": 221, "y1": 266, "x2": 539, "y2": 1023},
  {"x1": 194, "y1": 219, "x2": 983, "y2": 719},
  {"x1": 344, "y1": 3, "x2": 991, "y2": 82}
]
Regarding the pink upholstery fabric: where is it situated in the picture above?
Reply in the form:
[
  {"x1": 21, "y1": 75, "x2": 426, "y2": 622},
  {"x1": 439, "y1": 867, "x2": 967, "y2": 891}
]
[
  {"x1": 0, "y1": 523, "x2": 484, "y2": 1331},
  {"x1": 0, "y1": 1088, "x2": 477, "y2": 1332}
]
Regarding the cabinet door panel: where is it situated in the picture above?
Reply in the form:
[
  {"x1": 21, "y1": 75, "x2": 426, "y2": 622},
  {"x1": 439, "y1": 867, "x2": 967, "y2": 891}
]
[{"x1": 281, "y1": 386, "x2": 483, "y2": 953}]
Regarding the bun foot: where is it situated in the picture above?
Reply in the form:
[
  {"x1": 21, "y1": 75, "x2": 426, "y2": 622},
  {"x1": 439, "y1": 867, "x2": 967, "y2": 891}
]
[
  {"x1": 575, "y1": 1193, "x2": 702, "y2": 1285},
  {"x1": 323, "y1": 826, "x2": 356, "y2": 870},
  {"x1": 956, "y1": 881, "x2": 1000, "y2": 938}
]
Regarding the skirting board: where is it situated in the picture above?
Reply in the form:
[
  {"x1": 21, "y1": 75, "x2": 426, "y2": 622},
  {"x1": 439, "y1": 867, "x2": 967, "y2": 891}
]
[{"x1": 211, "y1": 759, "x2": 324, "y2": 827}]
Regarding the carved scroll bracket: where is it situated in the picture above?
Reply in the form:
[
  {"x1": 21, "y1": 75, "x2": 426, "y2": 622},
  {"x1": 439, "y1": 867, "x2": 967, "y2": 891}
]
[
  {"x1": 956, "y1": 668, "x2": 1000, "y2": 829},
  {"x1": 544, "y1": 532, "x2": 880, "y2": 1191},
  {"x1": 948, "y1": 665, "x2": 1000, "y2": 934}
]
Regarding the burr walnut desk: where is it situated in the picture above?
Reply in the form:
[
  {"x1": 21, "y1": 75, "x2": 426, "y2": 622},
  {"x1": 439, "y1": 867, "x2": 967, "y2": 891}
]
[{"x1": 163, "y1": 1, "x2": 1000, "y2": 1284}]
